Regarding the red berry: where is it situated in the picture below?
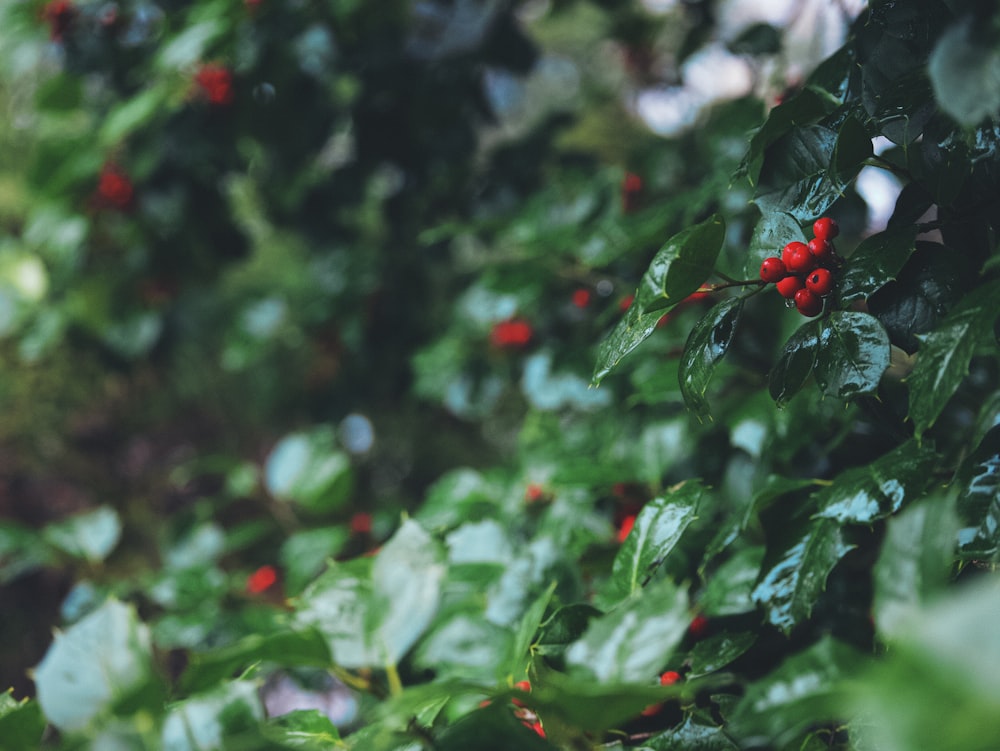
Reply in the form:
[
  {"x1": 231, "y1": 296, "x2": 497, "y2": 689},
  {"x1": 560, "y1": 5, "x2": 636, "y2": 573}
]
[
  {"x1": 350, "y1": 512, "x2": 372, "y2": 535},
  {"x1": 785, "y1": 245, "x2": 817, "y2": 274},
  {"x1": 572, "y1": 288, "x2": 591, "y2": 308},
  {"x1": 807, "y1": 238, "x2": 833, "y2": 264},
  {"x1": 794, "y1": 288, "x2": 823, "y2": 317},
  {"x1": 97, "y1": 163, "x2": 134, "y2": 211},
  {"x1": 525, "y1": 484, "x2": 545, "y2": 503},
  {"x1": 618, "y1": 294, "x2": 635, "y2": 312},
  {"x1": 689, "y1": 615, "x2": 709, "y2": 637},
  {"x1": 491, "y1": 319, "x2": 533, "y2": 349},
  {"x1": 659, "y1": 670, "x2": 681, "y2": 685},
  {"x1": 194, "y1": 64, "x2": 235, "y2": 106},
  {"x1": 759, "y1": 257, "x2": 786, "y2": 283},
  {"x1": 775, "y1": 275, "x2": 804, "y2": 299},
  {"x1": 617, "y1": 514, "x2": 636, "y2": 543},
  {"x1": 246, "y1": 565, "x2": 278, "y2": 594},
  {"x1": 805, "y1": 268, "x2": 834, "y2": 296},
  {"x1": 812, "y1": 217, "x2": 839, "y2": 241},
  {"x1": 780, "y1": 241, "x2": 808, "y2": 268}
]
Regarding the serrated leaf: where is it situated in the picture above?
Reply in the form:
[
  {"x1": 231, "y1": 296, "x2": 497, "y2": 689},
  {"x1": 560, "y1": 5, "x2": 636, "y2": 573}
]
[
  {"x1": 908, "y1": 281, "x2": 1000, "y2": 439},
  {"x1": 812, "y1": 440, "x2": 937, "y2": 524},
  {"x1": 413, "y1": 614, "x2": 512, "y2": 681},
  {"x1": 265, "y1": 428, "x2": 353, "y2": 514},
  {"x1": 679, "y1": 297, "x2": 745, "y2": 419},
  {"x1": 35, "y1": 599, "x2": 156, "y2": 732},
  {"x1": 264, "y1": 710, "x2": 342, "y2": 749},
  {"x1": 873, "y1": 491, "x2": 958, "y2": 641},
  {"x1": 838, "y1": 225, "x2": 919, "y2": 302},
  {"x1": 813, "y1": 312, "x2": 890, "y2": 399},
  {"x1": 0, "y1": 690, "x2": 44, "y2": 750},
  {"x1": 161, "y1": 680, "x2": 264, "y2": 751},
  {"x1": 608, "y1": 483, "x2": 704, "y2": 600},
  {"x1": 42, "y1": 506, "x2": 121, "y2": 564},
  {"x1": 592, "y1": 215, "x2": 725, "y2": 384},
  {"x1": 636, "y1": 214, "x2": 725, "y2": 315},
  {"x1": 699, "y1": 546, "x2": 765, "y2": 617},
  {"x1": 753, "y1": 125, "x2": 842, "y2": 221},
  {"x1": 752, "y1": 518, "x2": 854, "y2": 634},
  {"x1": 957, "y1": 425, "x2": 1000, "y2": 560},
  {"x1": 745, "y1": 210, "x2": 806, "y2": 278},
  {"x1": 769, "y1": 320, "x2": 821, "y2": 406},
  {"x1": 643, "y1": 715, "x2": 740, "y2": 750},
  {"x1": 566, "y1": 577, "x2": 689, "y2": 684},
  {"x1": 730, "y1": 636, "x2": 867, "y2": 744}
]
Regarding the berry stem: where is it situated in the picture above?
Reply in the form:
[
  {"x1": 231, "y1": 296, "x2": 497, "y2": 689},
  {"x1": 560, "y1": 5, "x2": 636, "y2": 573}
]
[{"x1": 703, "y1": 278, "x2": 766, "y2": 292}]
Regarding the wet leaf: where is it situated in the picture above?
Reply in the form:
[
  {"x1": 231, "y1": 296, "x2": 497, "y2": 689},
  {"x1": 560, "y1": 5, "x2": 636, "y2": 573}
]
[
  {"x1": 752, "y1": 518, "x2": 854, "y2": 634},
  {"x1": 838, "y1": 225, "x2": 919, "y2": 303},
  {"x1": 642, "y1": 715, "x2": 739, "y2": 750},
  {"x1": 813, "y1": 312, "x2": 890, "y2": 399},
  {"x1": 956, "y1": 425, "x2": 1000, "y2": 560},
  {"x1": 161, "y1": 681, "x2": 263, "y2": 751},
  {"x1": 812, "y1": 440, "x2": 937, "y2": 524},
  {"x1": 0, "y1": 691, "x2": 44, "y2": 750},
  {"x1": 769, "y1": 320, "x2": 821, "y2": 406},
  {"x1": 699, "y1": 546, "x2": 765, "y2": 617},
  {"x1": 746, "y1": 210, "x2": 806, "y2": 278},
  {"x1": 42, "y1": 506, "x2": 121, "y2": 564},
  {"x1": 679, "y1": 297, "x2": 746, "y2": 419},
  {"x1": 754, "y1": 125, "x2": 841, "y2": 221},
  {"x1": 687, "y1": 631, "x2": 757, "y2": 679}
]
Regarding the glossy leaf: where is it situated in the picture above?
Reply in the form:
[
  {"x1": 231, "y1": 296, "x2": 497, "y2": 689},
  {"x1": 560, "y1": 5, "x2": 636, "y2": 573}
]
[
  {"x1": 413, "y1": 614, "x2": 512, "y2": 681},
  {"x1": 534, "y1": 603, "x2": 602, "y2": 656},
  {"x1": 265, "y1": 428, "x2": 354, "y2": 514},
  {"x1": 730, "y1": 636, "x2": 867, "y2": 744},
  {"x1": 687, "y1": 632, "x2": 757, "y2": 679},
  {"x1": 769, "y1": 320, "x2": 821, "y2": 406},
  {"x1": 745, "y1": 210, "x2": 805, "y2": 278},
  {"x1": 593, "y1": 215, "x2": 725, "y2": 384},
  {"x1": 956, "y1": 425, "x2": 1000, "y2": 560},
  {"x1": 42, "y1": 506, "x2": 121, "y2": 564},
  {"x1": 0, "y1": 690, "x2": 44, "y2": 750},
  {"x1": 699, "y1": 546, "x2": 765, "y2": 616},
  {"x1": 929, "y1": 18, "x2": 1000, "y2": 127},
  {"x1": 813, "y1": 312, "x2": 890, "y2": 399},
  {"x1": 908, "y1": 281, "x2": 1000, "y2": 440},
  {"x1": 434, "y1": 702, "x2": 554, "y2": 751},
  {"x1": 0, "y1": 522, "x2": 55, "y2": 585},
  {"x1": 812, "y1": 440, "x2": 937, "y2": 524},
  {"x1": 752, "y1": 518, "x2": 854, "y2": 634},
  {"x1": 35, "y1": 599, "x2": 156, "y2": 732},
  {"x1": 873, "y1": 491, "x2": 958, "y2": 641},
  {"x1": 753, "y1": 125, "x2": 841, "y2": 221},
  {"x1": 507, "y1": 583, "x2": 555, "y2": 677},
  {"x1": 161, "y1": 681, "x2": 263, "y2": 751},
  {"x1": 608, "y1": 482, "x2": 704, "y2": 600},
  {"x1": 679, "y1": 297, "x2": 745, "y2": 419},
  {"x1": 264, "y1": 710, "x2": 342, "y2": 749},
  {"x1": 566, "y1": 577, "x2": 689, "y2": 684},
  {"x1": 831, "y1": 116, "x2": 874, "y2": 185},
  {"x1": 838, "y1": 225, "x2": 919, "y2": 303},
  {"x1": 643, "y1": 715, "x2": 739, "y2": 750}
]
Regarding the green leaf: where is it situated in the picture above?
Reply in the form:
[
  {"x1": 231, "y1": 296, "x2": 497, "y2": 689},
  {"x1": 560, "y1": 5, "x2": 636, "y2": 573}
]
[
  {"x1": 0, "y1": 522, "x2": 55, "y2": 584},
  {"x1": 813, "y1": 312, "x2": 890, "y2": 399},
  {"x1": 264, "y1": 710, "x2": 342, "y2": 749},
  {"x1": 534, "y1": 604, "x2": 602, "y2": 656},
  {"x1": 643, "y1": 715, "x2": 739, "y2": 750},
  {"x1": 687, "y1": 631, "x2": 757, "y2": 679},
  {"x1": 181, "y1": 629, "x2": 331, "y2": 694},
  {"x1": 698, "y1": 546, "x2": 765, "y2": 617},
  {"x1": 769, "y1": 320, "x2": 821, "y2": 406},
  {"x1": 295, "y1": 520, "x2": 445, "y2": 668},
  {"x1": 265, "y1": 428, "x2": 354, "y2": 514},
  {"x1": 956, "y1": 425, "x2": 1000, "y2": 560},
  {"x1": 679, "y1": 297, "x2": 745, "y2": 419},
  {"x1": 608, "y1": 482, "x2": 704, "y2": 601},
  {"x1": 507, "y1": 582, "x2": 555, "y2": 677},
  {"x1": 35, "y1": 599, "x2": 157, "y2": 732},
  {"x1": 0, "y1": 691, "x2": 44, "y2": 751},
  {"x1": 753, "y1": 125, "x2": 841, "y2": 222},
  {"x1": 636, "y1": 214, "x2": 725, "y2": 315},
  {"x1": 730, "y1": 636, "x2": 868, "y2": 745},
  {"x1": 908, "y1": 280, "x2": 1000, "y2": 440},
  {"x1": 434, "y1": 701, "x2": 554, "y2": 751},
  {"x1": 745, "y1": 210, "x2": 806, "y2": 278},
  {"x1": 161, "y1": 681, "x2": 264, "y2": 751},
  {"x1": 752, "y1": 518, "x2": 854, "y2": 634},
  {"x1": 831, "y1": 115, "x2": 874, "y2": 184},
  {"x1": 929, "y1": 18, "x2": 1000, "y2": 127},
  {"x1": 413, "y1": 614, "x2": 512, "y2": 681},
  {"x1": 873, "y1": 491, "x2": 958, "y2": 641},
  {"x1": 99, "y1": 86, "x2": 169, "y2": 148},
  {"x1": 280, "y1": 526, "x2": 350, "y2": 595},
  {"x1": 592, "y1": 215, "x2": 725, "y2": 384},
  {"x1": 566, "y1": 577, "x2": 689, "y2": 684},
  {"x1": 838, "y1": 225, "x2": 919, "y2": 303},
  {"x1": 812, "y1": 440, "x2": 937, "y2": 524},
  {"x1": 42, "y1": 506, "x2": 121, "y2": 563}
]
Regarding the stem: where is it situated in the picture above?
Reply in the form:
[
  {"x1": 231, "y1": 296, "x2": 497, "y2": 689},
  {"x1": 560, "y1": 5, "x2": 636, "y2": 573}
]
[
  {"x1": 386, "y1": 660, "x2": 404, "y2": 697},
  {"x1": 864, "y1": 154, "x2": 915, "y2": 182},
  {"x1": 702, "y1": 279, "x2": 767, "y2": 293}
]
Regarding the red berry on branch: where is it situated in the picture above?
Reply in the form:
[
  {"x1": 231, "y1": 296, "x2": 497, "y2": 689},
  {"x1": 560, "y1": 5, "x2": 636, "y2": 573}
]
[
  {"x1": 775, "y1": 275, "x2": 803, "y2": 299},
  {"x1": 806, "y1": 268, "x2": 834, "y2": 297},
  {"x1": 689, "y1": 615, "x2": 709, "y2": 637},
  {"x1": 794, "y1": 288, "x2": 823, "y2": 317},
  {"x1": 659, "y1": 670, "x2": 681, "y2": 685},
  {"x1": 785, "y1": 244, "x2": 816, "y2": 274},
  {"x1": 759, "y1": 257, "x2": 786, "y2": 283},
  {"x1": 43, "y1": 0, "x2": 75, "y2": 41},
  {"x1": 246, "y1": 565, "x2": 278, "y2": 594},
  {"x1": 617, "y1": 514, "x2": 636, "y2": 543},
  {"x1": 350, "y1": 512, "x2": 372, "y2": 535},
  {"x1": 96, "y1": 163, "x2": 134, "y2": 211},
  {"x1": 195, "y1": 64, "x2": 235, "y2": 106},
  {"x1": 572, "y1": 288, "x2": 591, "y2": 308},
  {"x1": 525, "y1": 484, "x2": 545, "y2": 503},
  {"x1": 812, "y1": 216, "x2": 839, "y2": 241},
  {"x1": 807, "y1": 237, "x2": 833, "y2": 264},
  {"x1": 780, "y1": 241, "x2": 808, "y2": 268}
]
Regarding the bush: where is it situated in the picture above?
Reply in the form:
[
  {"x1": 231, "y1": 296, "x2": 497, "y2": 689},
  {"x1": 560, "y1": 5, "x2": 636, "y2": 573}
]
[{"x1": 1, "y1": 0, "x2": 999, "y2": 749}]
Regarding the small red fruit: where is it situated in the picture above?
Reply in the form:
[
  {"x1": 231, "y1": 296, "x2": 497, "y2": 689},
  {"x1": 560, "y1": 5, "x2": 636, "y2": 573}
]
[
  {"x1": 572, "y1": 288, "x2": 591, "y2": 308},
  {"x1": 780, "y1": 241, "x2": 808, "y2": 268},
  {"x1": 689, "y1": 615, "x2": 709, "y2": 637},
  {"x1": 794, "y1": 288, "x2": 823, "y2": 317},
  {"x1": 785, "y1": 244, "x2": 817, "y2": 274},
  {"x1": 759, "y1": 257, "x2": 786, "y2": 283},
  {"x1": 43, "y1": 0, "x2": 75, "y2": 41},
  {"x1": 350, "y1": 512, "x2": 372, "y2": 535},
  {"x1": 512, "y1": 680, "x2": 531, "y2": 707},
  {"x1": 618, "y1": 294, "x2": 635, "y2": 312},
  {"x1": 622, "y1": 172, "x2": 643, "y2": 214},
  {"x1": 246, "y1": 565, "x2": 278, "y2": 594},
  {"x1": 659, "y1": 670, "x2": 681, "y2": 685},
  {"x1": 812, "y1": 216, "x2": 839, "y2": 241},
  {"x1": 96, "y1": 163, "x2": 134, "y2": 211},
  {"x1": 491, "y1": 319, "x2": 533, "y2": 349},
  {"x1": 194, "y1": 63, "x2": 235, "y2": 106},
  {"x1": 525, "y1": 484, "x2": 545, "y2": 503},
  {"x1": 807, "y1": 238, "x2": 833, "y2": 264},
  {"x1": 805, "y1": 268, "x2": 834, "y2": 297},
  {"x1": 617, "y1": 514, "x2": 636, "y2": 543},
  {"x1": 775, "y1": 275, "x2": 804, "y2": 299}
]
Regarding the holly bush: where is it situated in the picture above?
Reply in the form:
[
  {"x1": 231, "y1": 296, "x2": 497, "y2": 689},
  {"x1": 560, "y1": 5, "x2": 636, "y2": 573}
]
[{"x1": 1, "y1": 0, "x2": 1000, "y2": 749}]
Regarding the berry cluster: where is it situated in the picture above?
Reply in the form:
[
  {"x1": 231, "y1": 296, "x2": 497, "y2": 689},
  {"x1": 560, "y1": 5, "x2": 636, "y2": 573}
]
[
  {"x1": 194, "y1": 64, "x2": 235, "y2": 106},
  {"x1": 759, "y1": 217, "x2": 841, "y2": 317}
]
